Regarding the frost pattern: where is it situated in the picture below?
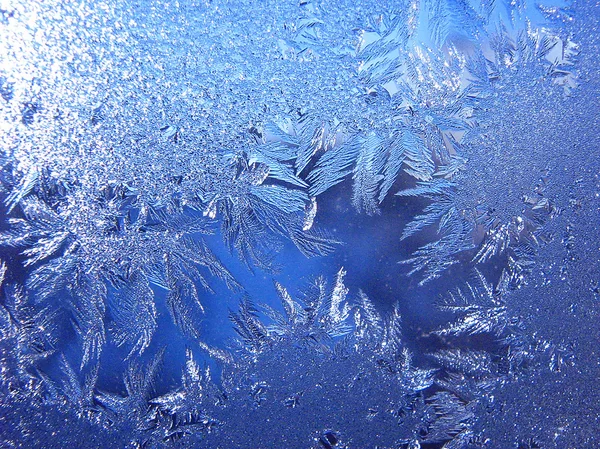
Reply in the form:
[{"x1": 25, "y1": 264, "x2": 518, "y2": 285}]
[
  {"x1": 432, "y1": 268, "x2": 576, "y2": 396},
  {"x1": 0, "y1": 0, "x2": 591, "y2": 447},
  {"x1": 1, "y1": 192, "x2": 239, "y2": 366},
  {"x1": 398, "y1": 28, "x2": 576, "y2": 283},
  {"x1": 0, "y1": 272, "x2": 478, "y2": 448},
  {"x1": 0, "y1": 0, "x2": 342, "y2": 370},
  {"x1": 214, "y1": 272, "x2": 471, "y2": 448}
]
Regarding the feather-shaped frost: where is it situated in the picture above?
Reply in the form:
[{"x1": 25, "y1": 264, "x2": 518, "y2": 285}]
[
  {"x1": 248, "y1": 123, "x2": 307, "y2": 188},
  {"x1": 308, "y1": 128, "x2": 436, "y2": 214},
  {"x1": 229, "y1": 297, "x2": 271, "y2": 353},
  {"x1": 250, "y1": 184, "x2": 308, "y2": 214},
  {"x1": 396, "y1": 26, "x2": 573, "y2": 283},
  {"x1": 149, "y1": 349, "x2": 220, "y2": 443},
  {"x1": 354, "y1": 289, "x2": 384, "y2": 342},
  {"x1": 4, "y1": 167, "x2": 39, "y2": 213},
  {"x1": 424, "y1": 391, "x2": 475, "y2": 444},
  {"x1": 435, "y1": 270, "x2": 508, "y2": 338},
  {"x1": 425, "y1": 0, "x2": 483, "y2": 47},
  {"x1": 351, "y1": 133, "x2": 386, "y2": 215},
  {"x1": 110, "y1": 274, "x2": 157, "y2": 358},
  {"x1": 308, "y1": 134, "x2": 362, "y2": 197}
]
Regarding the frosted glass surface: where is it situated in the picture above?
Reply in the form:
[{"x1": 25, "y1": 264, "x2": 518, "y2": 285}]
[{"x1": 0, "y1": 0, "x2": 598, "y2": 447}]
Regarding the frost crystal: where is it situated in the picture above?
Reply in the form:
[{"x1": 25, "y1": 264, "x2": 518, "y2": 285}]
[
  {"x1": 398, "y1": 27, "x2": 576, "y2": 283},
  {"x1": 0, "y1": 0, "x2": 595, "y2": 447}
]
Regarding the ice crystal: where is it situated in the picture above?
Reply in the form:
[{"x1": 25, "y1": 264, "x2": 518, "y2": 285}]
[
  {"x1": 434, "y1": 270, "x2": 509, "y2": 338},
  {"x1": 0, "y1": 190, "x2": 240, "y2": 366},
  {"x1": 399, "y1": 27, "x2": 576, "y2": 283},
  {"x1": 0, "y1": 281, "x2": 56, "y2": 401},
  {"x1": 0, "y1": 0, "x2": 596, "y2": 447},
  {"x1": 0, "y1": 274, "x2": 478, "y2": 449},
  {"x1": 221, "y1": 273, "x2": 474, "y2": 449}
]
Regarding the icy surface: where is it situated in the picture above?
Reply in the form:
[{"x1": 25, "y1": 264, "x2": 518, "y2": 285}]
[{"x1": 0, "y1": 0, "x2": 598, "y2": 447}]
